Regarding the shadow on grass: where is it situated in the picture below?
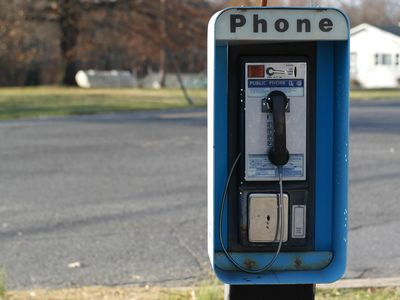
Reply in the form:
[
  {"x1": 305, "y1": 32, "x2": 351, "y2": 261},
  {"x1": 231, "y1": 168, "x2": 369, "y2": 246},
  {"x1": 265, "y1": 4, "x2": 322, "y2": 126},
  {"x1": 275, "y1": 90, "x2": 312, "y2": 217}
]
[{"x1": 0, "y1": 103, "x2": 195, "y2": 121}]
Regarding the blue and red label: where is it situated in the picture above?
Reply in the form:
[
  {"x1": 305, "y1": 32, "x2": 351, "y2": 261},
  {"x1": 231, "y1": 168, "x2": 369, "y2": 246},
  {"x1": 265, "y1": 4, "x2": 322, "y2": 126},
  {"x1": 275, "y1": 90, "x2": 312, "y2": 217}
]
[{"x1": 248, "y1": 79, "x2": 304, "y2": 88}]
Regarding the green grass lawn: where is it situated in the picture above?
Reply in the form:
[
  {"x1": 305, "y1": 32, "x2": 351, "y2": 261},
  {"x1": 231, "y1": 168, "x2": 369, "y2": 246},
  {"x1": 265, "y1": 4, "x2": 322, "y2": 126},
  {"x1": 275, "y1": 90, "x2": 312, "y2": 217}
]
[
  {"x1": 3, "y1": 285, "x2": 400, "y2": 300},
  {"x1": 350, "y1": 88, "x2": 400, "y2": 100},
  {"x1": 317, "y1": 287, "x2": 400, "y2": 300},
  {"x1": 0, "y1": 87, "x2": 207, "y2": 121},
  {"x1": 0, "y1": 86, "x2": 400, "y2": 121},
  {"x1": 0, "y1": 273, "x2": 4, "y2": 300}
]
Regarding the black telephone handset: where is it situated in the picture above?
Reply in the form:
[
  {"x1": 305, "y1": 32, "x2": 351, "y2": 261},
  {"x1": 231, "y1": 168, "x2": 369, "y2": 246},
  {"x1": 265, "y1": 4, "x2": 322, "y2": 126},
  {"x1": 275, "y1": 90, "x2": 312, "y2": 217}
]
[{"x1": 265, "y1": 91, "x2": 290, "y2": 166}]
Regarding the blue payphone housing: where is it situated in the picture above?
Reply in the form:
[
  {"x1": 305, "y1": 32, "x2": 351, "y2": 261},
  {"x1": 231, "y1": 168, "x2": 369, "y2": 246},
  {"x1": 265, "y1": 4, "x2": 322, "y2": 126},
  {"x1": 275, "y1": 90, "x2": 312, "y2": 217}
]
[{"x1": 207, "y1": 7, "x2": 349, "y2": 284}]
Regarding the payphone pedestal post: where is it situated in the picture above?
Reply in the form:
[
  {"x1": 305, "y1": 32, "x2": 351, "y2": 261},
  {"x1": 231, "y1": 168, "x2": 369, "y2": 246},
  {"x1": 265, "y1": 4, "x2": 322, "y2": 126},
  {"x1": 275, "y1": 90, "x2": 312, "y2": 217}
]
[{"x1": 225, "y1": 284, "x2": 315, "y2": 300}]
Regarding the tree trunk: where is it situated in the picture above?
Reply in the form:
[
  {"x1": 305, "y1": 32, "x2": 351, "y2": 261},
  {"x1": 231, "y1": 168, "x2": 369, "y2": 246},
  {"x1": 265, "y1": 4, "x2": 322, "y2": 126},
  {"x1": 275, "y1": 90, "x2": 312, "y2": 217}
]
[
  {"x1": 59, "y1": 0, "x2": 80, "y2": 86},
  {"x1": 159, "y1": 0, "x2": 167, "y2": 87}
]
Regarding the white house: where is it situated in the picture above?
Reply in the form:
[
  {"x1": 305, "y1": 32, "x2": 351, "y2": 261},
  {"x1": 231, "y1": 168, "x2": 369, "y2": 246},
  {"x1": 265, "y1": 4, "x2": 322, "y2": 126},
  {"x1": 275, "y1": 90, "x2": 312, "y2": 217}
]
[{"x1": 350, "y1": 23, "x2": 400, "y2": 88}]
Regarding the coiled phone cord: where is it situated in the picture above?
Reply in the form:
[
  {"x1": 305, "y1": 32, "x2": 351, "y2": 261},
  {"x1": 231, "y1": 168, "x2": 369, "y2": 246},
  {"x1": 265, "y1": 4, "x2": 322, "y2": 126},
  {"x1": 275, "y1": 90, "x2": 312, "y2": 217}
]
[{"x1": 218, "y1": 152, "x2": 285, "y2": 273}]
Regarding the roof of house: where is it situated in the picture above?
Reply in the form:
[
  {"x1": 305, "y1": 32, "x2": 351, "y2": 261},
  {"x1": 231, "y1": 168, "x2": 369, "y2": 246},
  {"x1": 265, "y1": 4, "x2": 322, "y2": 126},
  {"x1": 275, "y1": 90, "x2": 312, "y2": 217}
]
[
  {"x1": 379, "y1": 26, "x2": 400, "y2": 37},
  {"x1": 351, "y1": 23, "x2": 400, "y2": 40}
]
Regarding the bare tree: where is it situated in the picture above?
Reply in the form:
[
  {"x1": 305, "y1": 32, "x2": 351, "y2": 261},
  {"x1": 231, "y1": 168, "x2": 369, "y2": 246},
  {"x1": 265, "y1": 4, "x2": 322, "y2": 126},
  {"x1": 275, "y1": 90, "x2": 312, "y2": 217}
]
[
  {"x1": 0, "y1": 2, "x2": 45, "y2": 85},
  {"x1": 337, "y1": 0, "x2": 399, "y2": 26},
  {"x1": 59, "y1": 0, "x2": 81, "y2": 85},
  {"x1": 0, "y1": 0, "x2": 214, "y2": 86},
  {"x1": 159, "y1": 0, "x2": 167, "y2": 87},
  {"x1": 68, "y1": 0, "x2": 212, "y2": 85}
]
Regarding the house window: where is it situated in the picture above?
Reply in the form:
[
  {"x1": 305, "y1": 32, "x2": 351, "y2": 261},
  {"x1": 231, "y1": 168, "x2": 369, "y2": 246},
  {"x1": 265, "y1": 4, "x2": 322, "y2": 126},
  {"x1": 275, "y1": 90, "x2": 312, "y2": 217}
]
[
  {"x1": 382, "y1": 54, "x2": 392, "y2": 65},
  {"x1": 396, "y1": 54, "x2": 399, "y2": 66},
  {"x1": 375, "y1": 53, "x2": 393, "y2": 65}
]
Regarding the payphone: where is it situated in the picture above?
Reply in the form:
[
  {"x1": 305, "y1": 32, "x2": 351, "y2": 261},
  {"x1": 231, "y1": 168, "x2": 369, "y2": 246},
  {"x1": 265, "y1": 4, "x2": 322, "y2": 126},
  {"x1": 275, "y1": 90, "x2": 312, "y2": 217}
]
[
  {"x1": 208, "y1": 7, "x2": 349, "y2": 285},
  {"x1": 244, "y1": 60, "x2": 308, "y2": 245},
  {"x1": 221, "y1": 49, "x2": 316, "y2": 273}
]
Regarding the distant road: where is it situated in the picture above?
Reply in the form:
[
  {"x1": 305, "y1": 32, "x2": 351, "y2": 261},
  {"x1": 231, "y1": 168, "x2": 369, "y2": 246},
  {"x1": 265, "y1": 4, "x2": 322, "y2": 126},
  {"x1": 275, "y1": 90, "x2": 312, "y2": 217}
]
[
  {"x1": 0, "y1": 100, "x2": 400, "y2": 289},
  {"x1": 348, "y1": 100, "x2": 400, "y2": 278}
]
